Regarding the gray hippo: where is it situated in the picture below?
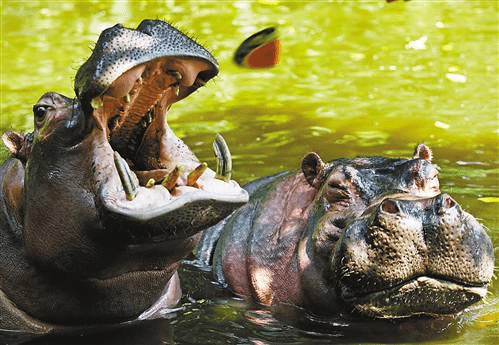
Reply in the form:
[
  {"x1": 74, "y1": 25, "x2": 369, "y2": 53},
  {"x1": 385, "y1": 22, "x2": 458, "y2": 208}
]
[
  {"x1": 193, "y1": 145, "x2": 494, "y2": 318},
  {"x1": 0, "y1": 20, "x2": 248, "y2": 334}
]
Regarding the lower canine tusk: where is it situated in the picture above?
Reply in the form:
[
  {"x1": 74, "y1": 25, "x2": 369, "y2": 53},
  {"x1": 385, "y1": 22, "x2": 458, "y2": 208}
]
[
  {"x1": 113, "y1": 151, "x2": 137, "y2": 201},
  {"x1": 213, "y1": 133, "x2": 232, "y2": 182}
]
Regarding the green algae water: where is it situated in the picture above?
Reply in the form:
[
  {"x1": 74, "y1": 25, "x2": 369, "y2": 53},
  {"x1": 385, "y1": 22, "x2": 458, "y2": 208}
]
[{"x1": 0, "y1": 1, "x2": 497, "y2": 344}]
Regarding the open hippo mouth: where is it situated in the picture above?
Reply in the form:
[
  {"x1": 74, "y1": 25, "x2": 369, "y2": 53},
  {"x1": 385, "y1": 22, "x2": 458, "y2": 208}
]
[
  {"x1": 334, "y1": 194, "x2": 494, "y2": 318},
  {"x1": 74, "y1": 20, "x2": 248, "y2": 242}
]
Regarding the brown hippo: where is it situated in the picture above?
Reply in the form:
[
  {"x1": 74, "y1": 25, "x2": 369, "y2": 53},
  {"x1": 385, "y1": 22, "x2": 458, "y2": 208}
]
[
  {"x1": 192, "y1": 145, "x2": 494, "y2": 318},
  {"x1": 0, "y1": 20, "x2": 248, "y2": 334}
]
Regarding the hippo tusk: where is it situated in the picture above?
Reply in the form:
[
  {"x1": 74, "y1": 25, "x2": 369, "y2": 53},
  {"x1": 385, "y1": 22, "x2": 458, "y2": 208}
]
[
  {"x1": 161, "y1": 165, "x2": 184, "y2": 192},
  {"x1": 166, "y1": 69, "x2": 182, "y2": 81},
  {"x1": 186, "y1": 162, "x2": 208, "y2": 187},
  {"x1": 113, "y1": 151, "x2": 138, "y2": 201},
  {"x1": 213, "y1": 133, "x2": 232, "y2": 182},
  {"x1": 165, "y1": 69, "x2": 182, "y2": 97},
  {"x1": 91, "y1": 96, "x2": 103, "y2": 110}
]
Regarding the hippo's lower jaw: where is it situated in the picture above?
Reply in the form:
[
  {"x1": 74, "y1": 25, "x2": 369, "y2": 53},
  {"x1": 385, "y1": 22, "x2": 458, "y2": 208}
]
[
  {"x1": 344, "y1": 276, "x2": 488, "y2": 318},
  {"x1": 100, "y1": 179, "x2": 248, "y2": 242}
]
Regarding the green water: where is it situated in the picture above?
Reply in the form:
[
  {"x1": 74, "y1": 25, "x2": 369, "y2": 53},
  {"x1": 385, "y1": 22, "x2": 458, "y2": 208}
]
[{"x1": 0, "y1": 0, "x2": 497, "y2": 344}]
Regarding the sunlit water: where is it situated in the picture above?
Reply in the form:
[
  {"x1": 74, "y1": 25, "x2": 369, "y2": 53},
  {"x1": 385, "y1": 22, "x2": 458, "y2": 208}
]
[{"x1": 0, "y1": 1, "x2": 497, "y2": 344}]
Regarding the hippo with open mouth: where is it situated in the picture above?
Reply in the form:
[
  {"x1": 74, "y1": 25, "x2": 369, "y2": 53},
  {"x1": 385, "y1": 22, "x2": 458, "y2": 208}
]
[
  {"x1": 0, "y1": 20, "x2": 248, "y2": 334},
  {"x1": 193, "y1": 145, "x2": 494, "y2": 318}
]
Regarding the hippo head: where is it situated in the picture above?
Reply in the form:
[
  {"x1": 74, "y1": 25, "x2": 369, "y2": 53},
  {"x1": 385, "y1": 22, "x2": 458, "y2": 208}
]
[
  {"x1": 332, "y1": 194, "x2": 494, "y2": 318},
  {"x1": 301, "y1": 145, "x2": 439, "y2": 257},
  {"x1": 0, "y1": 20, "x2": 247, "y2": 325},
  {"x1": 72, "y1": 20, "x2": 248, "y2": 244},
  {"x1": 299, "y1": 145, "x2": 493, "y2": 317}
]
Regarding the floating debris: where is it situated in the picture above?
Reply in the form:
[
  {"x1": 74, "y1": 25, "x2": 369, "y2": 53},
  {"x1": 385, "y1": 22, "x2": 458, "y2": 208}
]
[
  {"x1": 435, "y1": 21, "x2": 446, "y2": 29},
  {"x1": 434, "y1": 121, "x2": 450, "y2": 129},
  {"x1": 405, "y1": 35, "x2": 428, "y2": 50},
  {"x1": 446, "y1": 73, "x2": 467, "y2": 83},
  {"x1": 456, "y1": 160, "x2": 487, "y2": 166},
  {"x1": 478, "y1": 197, "x2": 499, "y2": 203}
]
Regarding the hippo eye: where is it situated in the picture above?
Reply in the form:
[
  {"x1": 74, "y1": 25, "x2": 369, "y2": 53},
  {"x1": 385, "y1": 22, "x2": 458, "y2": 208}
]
[
  {"x1": 381, "y1": 199, "x2": 400, "y2": 214},
  {"x1": 33, "y1": 105, "x2": 49, "y2": 125}
]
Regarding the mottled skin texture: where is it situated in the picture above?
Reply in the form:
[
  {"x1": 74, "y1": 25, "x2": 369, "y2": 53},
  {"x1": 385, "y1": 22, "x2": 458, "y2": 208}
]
[
  {"x1": 334, "y1": 195, "x2": 494, "y2": 317},
  {"x1": 0, "y1": 20, "x2": 247, "y2": 334},
  {"x1": 195, "y1": 147, "x2": 494, "y2": 318}
]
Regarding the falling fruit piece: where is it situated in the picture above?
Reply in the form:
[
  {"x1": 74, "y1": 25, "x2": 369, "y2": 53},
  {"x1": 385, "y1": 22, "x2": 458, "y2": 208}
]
[{"x1": 234, "y1": 27, "x2": 280, "y2": 68}]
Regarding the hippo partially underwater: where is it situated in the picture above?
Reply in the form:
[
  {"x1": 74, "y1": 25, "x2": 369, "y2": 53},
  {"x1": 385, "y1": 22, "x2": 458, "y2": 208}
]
[
  {"x1": 0, "y1": 20, "x2": 248, "y2": 334},
  {"x1": 0, "y1": 18, "x2": 494, "y2": 338},
  {"x1": 192, "y1": 145, "x2": 494, "y2": 318}
]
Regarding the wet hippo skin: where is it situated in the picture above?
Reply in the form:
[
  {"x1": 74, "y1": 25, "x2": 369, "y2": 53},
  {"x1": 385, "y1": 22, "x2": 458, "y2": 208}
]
[
  {"x1": 193, "y1": 145, "x2": 494, "y2": 318},
  {"x1": 0, "y1": 20, "x2": 248, "y2": 334}
]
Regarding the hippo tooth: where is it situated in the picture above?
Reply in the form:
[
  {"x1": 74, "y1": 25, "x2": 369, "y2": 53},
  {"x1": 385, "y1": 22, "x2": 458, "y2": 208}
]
[
  {"x1": 145, "y1": 178, "x2": 156, "y2": 188},
  {"x1": 194, "y1": 77, "x2": 206, "y2": 87},
  {"x1": 113, "y1": 151, "x2": 137, "y2": 201},
  {"x1": 91, "y1": 96, "x2": 103, "y2": 110},
  {"x1": 212, "y1": 133, "x2": 232, "y2": 182},
  {"x1": 124, "y1": 93, "x2": 131, "y2": 103},
  {"x1": 161, "y1": 165, "x2": 184, "y2": 192},
  {"x1": 166, "y1": 69, "x2": 182, "y2": 81},
  {"x1": 187, "y1": 162, "x2": 208, "y2": 187},
  {"x1": 146, "y1": 109, "x2": 153, "y2": 124},
  {"x1": 173, "y1": 85, "x2": 180, "y2": 96}
]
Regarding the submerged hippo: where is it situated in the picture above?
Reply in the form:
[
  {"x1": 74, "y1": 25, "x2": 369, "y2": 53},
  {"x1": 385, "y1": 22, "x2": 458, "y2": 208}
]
[
  {"x1": 193, "y1": 145, "x2": 494, "y2": 318},
  {"x1": 0, "y1": 20, "x2": 248, "y2": 334}
]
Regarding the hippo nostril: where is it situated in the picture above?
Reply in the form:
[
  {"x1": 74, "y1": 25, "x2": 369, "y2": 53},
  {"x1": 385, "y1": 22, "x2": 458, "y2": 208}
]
[
  {"x1": 380, "y1": 199, "x2": 400, "y2": 214},
  {"x1": 443, "y1": 195, "x2": 456, "y2": 209},
  {"x1": 438, "y1": 194, "x2": 456, "y2": 214}
]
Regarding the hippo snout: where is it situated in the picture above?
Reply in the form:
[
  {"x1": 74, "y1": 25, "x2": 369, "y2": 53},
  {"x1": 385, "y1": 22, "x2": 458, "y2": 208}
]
[{"x1": 333, "y1": 193, "x2": 494, "y2": 318}]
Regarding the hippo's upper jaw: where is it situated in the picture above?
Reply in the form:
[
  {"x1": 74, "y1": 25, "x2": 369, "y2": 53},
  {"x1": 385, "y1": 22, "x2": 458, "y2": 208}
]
[
  {"x1": 73, "y1": 20, "x2": 248, "y2": 241},
  {"x1": 333, "y1": 194, "x2": 494, "y2": 318}
]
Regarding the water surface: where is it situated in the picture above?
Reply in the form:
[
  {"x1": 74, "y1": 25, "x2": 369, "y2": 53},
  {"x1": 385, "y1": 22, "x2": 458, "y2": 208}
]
[{"x1": 0, "y1": 1, "x2": 497, "y2": 344}]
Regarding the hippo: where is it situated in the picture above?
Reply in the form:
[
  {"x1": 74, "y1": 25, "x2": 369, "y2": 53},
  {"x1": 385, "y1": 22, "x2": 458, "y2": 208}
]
[
  {"x1": 192, "y1": 145, "x2": 494, "y2": 318},
  {"x1": 0, "y1": 20, "x2": 248, "y2": 334}
]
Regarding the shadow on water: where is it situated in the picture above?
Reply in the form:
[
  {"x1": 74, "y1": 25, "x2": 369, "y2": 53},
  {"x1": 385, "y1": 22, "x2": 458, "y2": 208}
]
[{"x1": 3, "y1": 319, "x2": 174, "y2": 345}]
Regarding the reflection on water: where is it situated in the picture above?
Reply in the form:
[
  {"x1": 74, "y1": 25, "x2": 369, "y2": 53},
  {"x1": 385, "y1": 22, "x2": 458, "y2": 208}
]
[
  {"x1": 0, "y1": 0, "x2": 497, "y2": 344},
  {"x1": 0, "y1": 297, "x2": 483, "y2": 345}
]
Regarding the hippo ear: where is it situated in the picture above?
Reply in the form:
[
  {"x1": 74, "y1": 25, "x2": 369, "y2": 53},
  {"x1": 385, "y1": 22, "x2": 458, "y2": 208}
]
[
  {"x1": 302, "y1": 152, "x2": 325, "y2": 188},
  {"x1": 2, "y1": 131, "x2": 24, "y2": 157},
  {"x1": 413, "y1": 144, "x2": 432, "y2": 163}
]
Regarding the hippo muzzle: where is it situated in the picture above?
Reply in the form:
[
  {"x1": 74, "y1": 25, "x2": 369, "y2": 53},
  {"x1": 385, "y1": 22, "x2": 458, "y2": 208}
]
[{"x1": 334, "y1": 193, "x2": 494, "y2": 318}]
